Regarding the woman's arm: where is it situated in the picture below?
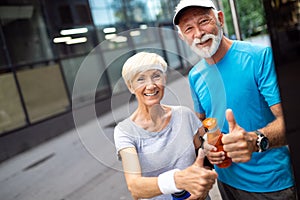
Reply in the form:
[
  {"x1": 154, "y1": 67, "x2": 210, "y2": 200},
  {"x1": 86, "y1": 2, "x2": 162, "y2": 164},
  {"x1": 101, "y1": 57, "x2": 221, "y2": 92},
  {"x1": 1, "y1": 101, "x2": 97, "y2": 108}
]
[
  {"x1": 120, "y1": 147, "x2": 162, "y2": 199},
  {"x1": 120, "y1": 145, "x2": 218, "y2": 199},
  {"x1": 193, "y1": 128, "x2": 216, "y2": 169},
  {"x1": 193, "y1": 127, "x2": 206, "y2": 150}
]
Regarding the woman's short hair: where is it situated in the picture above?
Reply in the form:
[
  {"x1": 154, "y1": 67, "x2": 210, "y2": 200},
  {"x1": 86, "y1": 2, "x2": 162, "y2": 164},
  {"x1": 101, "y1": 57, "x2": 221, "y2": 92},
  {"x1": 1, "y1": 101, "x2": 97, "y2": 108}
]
[{"x1": 122, "y1": 52, "x2": 168, "y2": 88}]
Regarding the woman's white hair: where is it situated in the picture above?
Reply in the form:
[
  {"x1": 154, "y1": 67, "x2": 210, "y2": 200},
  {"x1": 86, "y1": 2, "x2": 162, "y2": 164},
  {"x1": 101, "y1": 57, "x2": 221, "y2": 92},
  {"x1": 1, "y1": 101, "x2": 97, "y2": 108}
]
[{"x1": 122, "y1": 52, "x2": 168, "y2": 89}]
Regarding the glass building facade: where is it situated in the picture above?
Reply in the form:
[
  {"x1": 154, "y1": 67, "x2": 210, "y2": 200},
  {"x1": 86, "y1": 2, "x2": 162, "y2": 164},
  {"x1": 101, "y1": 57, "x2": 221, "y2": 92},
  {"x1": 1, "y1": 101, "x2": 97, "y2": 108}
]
[{"x1": 0, "y1": 0, "x2": 198, "y2": 136}]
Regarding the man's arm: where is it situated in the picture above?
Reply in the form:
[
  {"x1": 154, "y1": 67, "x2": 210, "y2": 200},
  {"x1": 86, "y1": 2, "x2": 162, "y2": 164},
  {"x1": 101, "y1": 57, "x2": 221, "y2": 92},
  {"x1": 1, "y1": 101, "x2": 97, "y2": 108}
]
[
  {"x1": 258, "y1": 103, "x2": 287, "y2": 148},
  {"x1": 195, "y1": 112, "x2": 206, "y2": 121}
]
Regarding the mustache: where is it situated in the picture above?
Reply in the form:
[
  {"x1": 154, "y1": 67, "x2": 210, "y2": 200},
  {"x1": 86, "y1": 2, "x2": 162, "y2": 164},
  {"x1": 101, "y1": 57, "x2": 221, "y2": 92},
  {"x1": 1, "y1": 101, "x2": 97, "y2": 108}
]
[{"x1": 193, "y1": 34, "x2": 216, "y2": 44}]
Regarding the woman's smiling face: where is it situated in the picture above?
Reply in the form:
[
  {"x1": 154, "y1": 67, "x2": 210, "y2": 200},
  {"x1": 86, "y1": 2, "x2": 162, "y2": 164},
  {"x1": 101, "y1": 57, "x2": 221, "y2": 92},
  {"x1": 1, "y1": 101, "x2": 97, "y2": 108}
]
[{"x1": 131, "y1": 69, "x2": 166, "y2": 107}]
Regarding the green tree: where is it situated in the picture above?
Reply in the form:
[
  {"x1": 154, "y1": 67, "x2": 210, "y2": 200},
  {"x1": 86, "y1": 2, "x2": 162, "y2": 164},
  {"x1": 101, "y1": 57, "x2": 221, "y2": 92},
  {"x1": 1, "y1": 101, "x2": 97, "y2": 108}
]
[{"x1": 222, "y1": 0, "x2": 266, "y2": 39}]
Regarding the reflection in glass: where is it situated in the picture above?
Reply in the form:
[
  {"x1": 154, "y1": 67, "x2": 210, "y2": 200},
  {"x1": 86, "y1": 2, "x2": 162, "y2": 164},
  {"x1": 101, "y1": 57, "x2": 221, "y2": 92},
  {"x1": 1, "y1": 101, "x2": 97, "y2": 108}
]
[
  {"x1": 1, "y1": 2, "x2": 54, "y2": 65},
  {"x1": 90, "y1": 0, "x2": 178, "y2": 27},
  {"x1": 17, "y1": 64, "x2": 70, "y2": 122},
  {"x1": 61, "y1": 53, "x2": 110, "y2": 106},
  {"x1": 0, "y1": 73, "x2": 26, "y2": 134},
  {"x1": 89, "y1": 0, "x2": 120, "y2": 26}
]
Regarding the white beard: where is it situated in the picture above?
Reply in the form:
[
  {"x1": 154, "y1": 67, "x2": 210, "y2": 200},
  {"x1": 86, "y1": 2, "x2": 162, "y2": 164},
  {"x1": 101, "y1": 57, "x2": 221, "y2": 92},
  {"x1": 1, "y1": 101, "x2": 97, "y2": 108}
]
[{"x1": 190, "y1": 27, "x2": 223, "y2": 58}]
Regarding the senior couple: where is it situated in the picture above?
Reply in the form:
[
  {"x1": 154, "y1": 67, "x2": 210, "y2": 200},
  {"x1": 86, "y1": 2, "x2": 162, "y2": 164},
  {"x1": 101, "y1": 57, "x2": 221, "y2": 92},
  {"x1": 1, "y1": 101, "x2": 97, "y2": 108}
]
[{"x1": 113, "y1": 0, "x2": 296, "y2": 199}]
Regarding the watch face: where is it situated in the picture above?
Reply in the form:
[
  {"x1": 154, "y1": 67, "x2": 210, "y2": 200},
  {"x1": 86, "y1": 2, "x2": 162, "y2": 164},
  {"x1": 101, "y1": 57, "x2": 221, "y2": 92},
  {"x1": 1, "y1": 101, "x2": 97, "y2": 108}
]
[
  {"x1": 255, "y1": 131, "x2": 269, "y2": 152},
  {"x1": 261, "y1": 137, "x2": 269, "y2": 151}
]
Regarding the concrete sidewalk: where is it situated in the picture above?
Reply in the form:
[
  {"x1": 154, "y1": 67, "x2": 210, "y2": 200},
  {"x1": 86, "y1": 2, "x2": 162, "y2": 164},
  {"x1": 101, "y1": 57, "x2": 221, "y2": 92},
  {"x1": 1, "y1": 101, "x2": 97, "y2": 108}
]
[{"x1": 0, "y1": 74, "x2": 222, "y2": 200}]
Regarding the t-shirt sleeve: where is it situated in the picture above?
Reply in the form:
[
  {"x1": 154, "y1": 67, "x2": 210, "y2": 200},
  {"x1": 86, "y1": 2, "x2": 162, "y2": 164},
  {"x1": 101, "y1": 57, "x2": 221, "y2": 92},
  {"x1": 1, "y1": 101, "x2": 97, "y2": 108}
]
[
  {"x1": 184, "y1": 106, "x2": 203, "y2": 136},
  {"x1": 191, "y1": 111, "x2": 203, "y2": 136},
  {"x1": 257, "y1": 47, "x2": 281, "y2": 106},
  {"x1": 114, "y1": 124, "x2": 135, "y2": 160}
]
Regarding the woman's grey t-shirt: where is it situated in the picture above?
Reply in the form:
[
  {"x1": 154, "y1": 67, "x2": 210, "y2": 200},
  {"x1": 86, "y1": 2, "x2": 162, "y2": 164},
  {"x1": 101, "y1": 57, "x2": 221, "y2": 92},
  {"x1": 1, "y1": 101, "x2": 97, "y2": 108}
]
[{"x1": 114, "y1": 106, "x2": 202, "y2": 200}]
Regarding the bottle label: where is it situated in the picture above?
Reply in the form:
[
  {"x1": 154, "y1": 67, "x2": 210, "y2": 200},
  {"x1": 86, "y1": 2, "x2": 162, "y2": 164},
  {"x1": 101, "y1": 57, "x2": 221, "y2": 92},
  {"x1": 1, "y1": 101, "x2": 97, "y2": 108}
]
[{"x1": 207, "y1": 126, "x2": 219, "y2": 133}]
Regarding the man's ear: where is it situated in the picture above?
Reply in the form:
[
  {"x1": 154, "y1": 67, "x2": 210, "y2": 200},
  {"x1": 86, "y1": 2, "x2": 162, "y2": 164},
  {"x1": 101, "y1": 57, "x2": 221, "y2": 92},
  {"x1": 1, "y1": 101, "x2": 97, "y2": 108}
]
[
  {"x1": 177, "y1": 26, "x2": 185, "y2": 41},
  {"x1": 178, "y1": 31, "x2": 184, "y2": 41},
  {"x1": 217, "y1": 11, "x2": 225, "y2": 27}
]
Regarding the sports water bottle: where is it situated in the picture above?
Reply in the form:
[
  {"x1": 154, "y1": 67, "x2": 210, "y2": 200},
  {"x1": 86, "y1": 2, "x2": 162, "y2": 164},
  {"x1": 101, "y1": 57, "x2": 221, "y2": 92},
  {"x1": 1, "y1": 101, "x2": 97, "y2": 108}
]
[
  {"x1": 172, "y1": 190, "x2": 191, "y2": 200},
  {"x1": 203, "y1": 118, "x2": 232, "y2": 168}
]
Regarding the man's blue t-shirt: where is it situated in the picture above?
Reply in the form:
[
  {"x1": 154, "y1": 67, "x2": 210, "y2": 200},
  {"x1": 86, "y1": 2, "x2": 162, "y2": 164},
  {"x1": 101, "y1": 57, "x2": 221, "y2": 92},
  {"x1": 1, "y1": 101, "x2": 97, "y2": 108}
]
[{"x1": 188, "y1": 40, "x2": 294, "y2": 192}]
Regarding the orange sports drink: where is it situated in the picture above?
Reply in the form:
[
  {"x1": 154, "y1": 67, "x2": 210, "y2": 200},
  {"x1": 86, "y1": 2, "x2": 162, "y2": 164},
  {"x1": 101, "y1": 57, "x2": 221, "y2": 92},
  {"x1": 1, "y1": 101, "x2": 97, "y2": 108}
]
[{"x1": 203, "y1": 118, "x2": 232, "y2": 168}]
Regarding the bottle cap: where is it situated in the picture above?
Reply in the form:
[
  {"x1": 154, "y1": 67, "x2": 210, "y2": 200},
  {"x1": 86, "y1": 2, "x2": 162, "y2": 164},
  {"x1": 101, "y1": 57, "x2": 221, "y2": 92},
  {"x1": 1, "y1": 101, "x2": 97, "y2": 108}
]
[{"x1": 203, "y1": 118, "x2": 217, "y2": 130}]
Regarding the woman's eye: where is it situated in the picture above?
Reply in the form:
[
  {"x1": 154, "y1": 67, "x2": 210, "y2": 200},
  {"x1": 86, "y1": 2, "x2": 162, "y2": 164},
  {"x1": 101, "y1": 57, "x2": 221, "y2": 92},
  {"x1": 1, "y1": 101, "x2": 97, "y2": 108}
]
[
  {"x1": 153, "y1": 74, "x2": 161, "y2": 80},
  {"x1": 137, "y1": 77, "x2": 145, "y2": 82}
]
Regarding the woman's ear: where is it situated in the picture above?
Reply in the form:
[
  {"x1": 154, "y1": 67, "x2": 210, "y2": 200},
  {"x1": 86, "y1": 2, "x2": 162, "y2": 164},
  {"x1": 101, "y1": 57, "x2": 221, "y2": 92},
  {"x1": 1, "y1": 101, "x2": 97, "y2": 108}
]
[
  {"x1": 125, "y1": 81, "x2": 134, "y2": 94},
  {"x1": 129, "y1": 89, "x2": 135, "y2": 94},
  {"x1": 128, "y1": 85, "x2": 135, "y2": 94},
  {"x1": 163, "y1": 74, "x2": 167, "y2": 85}
]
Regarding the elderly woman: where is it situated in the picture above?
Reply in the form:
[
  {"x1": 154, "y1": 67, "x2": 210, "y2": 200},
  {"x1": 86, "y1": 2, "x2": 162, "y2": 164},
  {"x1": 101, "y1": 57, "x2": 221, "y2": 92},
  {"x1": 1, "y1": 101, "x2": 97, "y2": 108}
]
[{"x1": 114, "y1": 52, "x2": 217, "y2": 200}]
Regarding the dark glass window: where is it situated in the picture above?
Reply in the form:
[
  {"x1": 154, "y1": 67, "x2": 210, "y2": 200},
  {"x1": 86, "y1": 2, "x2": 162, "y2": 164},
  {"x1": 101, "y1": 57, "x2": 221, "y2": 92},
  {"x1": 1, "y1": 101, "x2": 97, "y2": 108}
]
[
  {"x1": 59, "y1": 5, "x2": 73, "y2": 25},
  {"x1": 89, "y1": 0, "x2": 122, "y2": 26},
  {"x1": 76, "y1": 4, "x2": 93, "y2": 24},
  {"x1": 1, "y1": 2, "x2": 54, "y2": 65},
  {"x1": 0, "y1": 72, "x2": 27, "y2": 134},
  {"x1": 44, "y1": 1, "x2": 97, "y2": 57},
  {"x1": 0, "y1": 33, "x2": 7, "y2": 69},
  {"x1": 17, "y1": 63, "x2": 70, "y2": 123}
]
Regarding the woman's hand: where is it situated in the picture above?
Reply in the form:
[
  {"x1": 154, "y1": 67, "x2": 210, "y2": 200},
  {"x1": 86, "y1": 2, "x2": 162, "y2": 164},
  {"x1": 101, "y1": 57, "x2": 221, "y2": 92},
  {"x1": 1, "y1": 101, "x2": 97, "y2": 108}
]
[{"x1": 174, "y1": 149, "x2": 218, "y2": 199}]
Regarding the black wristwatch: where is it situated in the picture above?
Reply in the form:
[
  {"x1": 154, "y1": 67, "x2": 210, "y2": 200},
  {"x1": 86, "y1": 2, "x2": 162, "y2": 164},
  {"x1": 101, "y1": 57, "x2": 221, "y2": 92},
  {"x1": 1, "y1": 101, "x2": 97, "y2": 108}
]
[
  {"x1": 254, "y1": 130, "x2": 269, "y2": 152},
  {"x1": 195, "y1": 135, "x2": 205, "y2": 157},
  {"x1": 199, "y1": 135, "x2": 205, "y2": 149}
]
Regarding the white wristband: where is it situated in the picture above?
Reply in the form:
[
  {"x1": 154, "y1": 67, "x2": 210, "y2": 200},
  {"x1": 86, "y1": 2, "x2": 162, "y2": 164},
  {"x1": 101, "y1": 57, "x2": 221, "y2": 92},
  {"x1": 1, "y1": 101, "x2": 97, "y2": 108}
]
[
  {"x1": 157, "y1": 169, "x2": 182, "y2": 194},
  {"x1": 203, "y1": 133, "x2": 207, "y2": 141}
]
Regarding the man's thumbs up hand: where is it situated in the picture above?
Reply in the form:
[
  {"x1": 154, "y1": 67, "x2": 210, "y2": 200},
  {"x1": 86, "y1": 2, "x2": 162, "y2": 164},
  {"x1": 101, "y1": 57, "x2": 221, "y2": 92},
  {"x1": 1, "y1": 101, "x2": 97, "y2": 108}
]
[
  {"x1": 222, "y1": 109, "x2": 256, "y2": 163},
  {"x1": 226, "y1": 108, "x2": 238, "y2": 133}
]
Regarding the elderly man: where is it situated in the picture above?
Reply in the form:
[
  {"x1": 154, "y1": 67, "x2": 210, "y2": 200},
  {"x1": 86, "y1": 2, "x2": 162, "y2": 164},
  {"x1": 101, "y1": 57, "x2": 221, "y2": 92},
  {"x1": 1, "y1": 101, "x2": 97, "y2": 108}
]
[{"x1": 173, "y1": 0, "x2": 296, "y2": 199}]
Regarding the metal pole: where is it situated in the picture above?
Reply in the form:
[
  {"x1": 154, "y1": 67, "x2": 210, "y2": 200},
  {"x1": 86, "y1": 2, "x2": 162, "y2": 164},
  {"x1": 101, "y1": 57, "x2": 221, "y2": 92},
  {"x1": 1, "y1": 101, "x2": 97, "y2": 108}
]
[{"x1": 228, "y1": 0, "x2": 242, "y2": 40}]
